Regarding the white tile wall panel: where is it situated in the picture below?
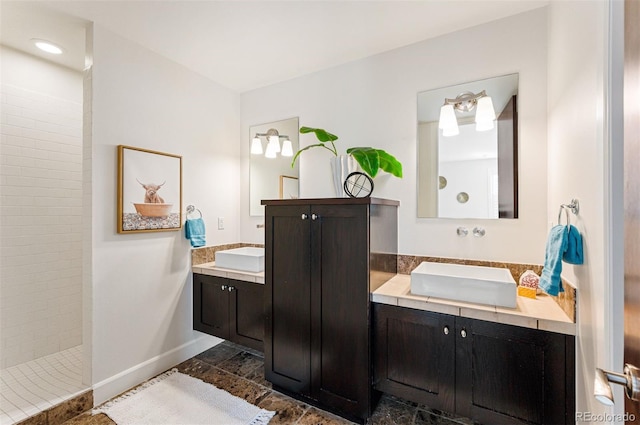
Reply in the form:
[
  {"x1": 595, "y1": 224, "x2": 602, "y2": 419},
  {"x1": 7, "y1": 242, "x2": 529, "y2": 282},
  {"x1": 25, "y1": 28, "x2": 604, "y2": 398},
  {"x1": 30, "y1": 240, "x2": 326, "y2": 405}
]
[{"x1": 1, "y1": 83, "x2": 82, "y2": 368}]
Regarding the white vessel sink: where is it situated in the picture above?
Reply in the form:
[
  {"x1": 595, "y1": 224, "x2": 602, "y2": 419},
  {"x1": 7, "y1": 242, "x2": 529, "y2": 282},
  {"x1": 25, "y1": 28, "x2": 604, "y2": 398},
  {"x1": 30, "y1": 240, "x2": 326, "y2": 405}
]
[
  {"x1": 215, "y1": 247, "x2": 265, "y2": 273},
  {"x1": 410, "y1": 262, "x2": 517, "y2": 308}
]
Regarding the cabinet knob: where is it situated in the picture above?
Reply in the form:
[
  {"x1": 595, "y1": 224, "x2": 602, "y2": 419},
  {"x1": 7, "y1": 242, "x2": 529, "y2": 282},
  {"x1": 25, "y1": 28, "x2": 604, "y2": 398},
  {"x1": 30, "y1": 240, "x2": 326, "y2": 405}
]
[
  {"x1": 443, "y1": 326, "x2": 450, "y2": 335},
  {"x1": 228, "y1": 286, "x2": 234, "y2": 292},
  {"x1": 301, "y1": 213, "x2": 308, "y2": 220},
  {"x1": 311, "y1": 213, "x2": 319, "y2": 220},
  {"x1": 221, "y1": 285, "x2": 227, "y2": 291},
  {"x1": 460, "y1": 329, "x2": 467, "y2": 338}
]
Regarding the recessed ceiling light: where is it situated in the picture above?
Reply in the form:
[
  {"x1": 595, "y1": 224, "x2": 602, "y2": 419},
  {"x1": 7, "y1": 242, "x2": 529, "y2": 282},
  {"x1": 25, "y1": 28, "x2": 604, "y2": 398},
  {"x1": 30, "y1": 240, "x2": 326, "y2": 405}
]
[{"x1": 31, "y1": 39, "x2": 64, "y2": 55}]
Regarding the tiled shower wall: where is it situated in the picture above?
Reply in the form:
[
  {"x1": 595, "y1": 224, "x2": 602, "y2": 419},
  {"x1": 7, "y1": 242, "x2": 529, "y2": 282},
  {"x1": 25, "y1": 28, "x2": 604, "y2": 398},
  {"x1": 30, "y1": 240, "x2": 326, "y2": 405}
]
[{"x1": 0, "y1": 82, "x2": 83, "y2": 368}]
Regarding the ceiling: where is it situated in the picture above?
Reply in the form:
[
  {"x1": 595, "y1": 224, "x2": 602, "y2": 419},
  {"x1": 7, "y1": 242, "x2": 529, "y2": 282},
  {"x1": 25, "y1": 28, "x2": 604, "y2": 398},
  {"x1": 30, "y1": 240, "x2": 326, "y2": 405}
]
[{"x1": 0, "y1": 1, "x2": 548, "y2": 93}]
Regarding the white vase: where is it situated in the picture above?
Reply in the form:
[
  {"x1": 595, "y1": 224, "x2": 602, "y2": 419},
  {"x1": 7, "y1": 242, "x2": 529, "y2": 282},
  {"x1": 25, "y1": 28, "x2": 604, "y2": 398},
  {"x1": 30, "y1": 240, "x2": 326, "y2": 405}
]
[{"x1": 330, "y1": 155, "x2": 358, "y2": 197}]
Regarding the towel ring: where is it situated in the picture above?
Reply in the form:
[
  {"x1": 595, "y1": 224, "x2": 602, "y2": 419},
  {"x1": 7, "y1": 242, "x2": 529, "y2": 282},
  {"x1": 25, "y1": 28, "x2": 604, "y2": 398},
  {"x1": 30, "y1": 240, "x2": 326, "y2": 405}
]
[
  {"x1": 558, "y1": 198, "x2": 579, "y2": 228},
  {"x1": 558, "y1": 205, "x2": 571, "y2": 227},
  {"x1": 186, "y1": 205, "x2": 202, "y2": 219}
]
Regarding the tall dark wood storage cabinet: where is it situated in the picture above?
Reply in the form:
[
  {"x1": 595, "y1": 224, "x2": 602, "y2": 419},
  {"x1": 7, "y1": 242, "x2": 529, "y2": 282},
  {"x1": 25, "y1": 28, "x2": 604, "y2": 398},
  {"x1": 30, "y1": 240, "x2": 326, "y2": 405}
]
[{"x1": 262, "y1": 198, "x2": 398, "y2": 423}]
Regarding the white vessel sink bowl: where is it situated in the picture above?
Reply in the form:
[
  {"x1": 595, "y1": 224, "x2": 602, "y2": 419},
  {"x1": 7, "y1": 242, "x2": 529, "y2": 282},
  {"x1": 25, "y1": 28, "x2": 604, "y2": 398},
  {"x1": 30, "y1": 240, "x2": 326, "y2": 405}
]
[
  {"x1": 215, "y1": 247, "x2": 265, "y2": 273},
  {"x1": 410, "y1": 262, "x2": 517, "y2": 308}
]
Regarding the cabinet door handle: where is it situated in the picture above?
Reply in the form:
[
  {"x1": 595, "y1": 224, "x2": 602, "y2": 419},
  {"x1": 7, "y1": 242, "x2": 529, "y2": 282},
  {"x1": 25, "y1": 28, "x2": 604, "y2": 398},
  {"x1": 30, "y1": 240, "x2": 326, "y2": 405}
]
[
  {"x1": 311, "y1": 213, "x2": 319, "y2": 220},
  {"x1": 228, "y1": 286, "x2": 234, "y2": 292},
  {"x1": 443, "y1": 326, "x2": 450, "y2": 335},
  {"x1": 460, "y1": 329, "x2": 467, "y2": 338},
  {"x1": 221, "y1": 285, "x2": 227, "y2": 291},
  {"x1": 301, "y1": 213, "x2": 308, "y2": 220}
]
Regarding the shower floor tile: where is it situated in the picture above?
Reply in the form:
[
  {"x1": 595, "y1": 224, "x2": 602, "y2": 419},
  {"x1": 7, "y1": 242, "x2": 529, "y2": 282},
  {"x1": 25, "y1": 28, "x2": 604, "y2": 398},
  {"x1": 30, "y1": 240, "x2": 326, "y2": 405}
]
[{"x1": 0, "y1": 346, "x2": 88, "y2": 425}]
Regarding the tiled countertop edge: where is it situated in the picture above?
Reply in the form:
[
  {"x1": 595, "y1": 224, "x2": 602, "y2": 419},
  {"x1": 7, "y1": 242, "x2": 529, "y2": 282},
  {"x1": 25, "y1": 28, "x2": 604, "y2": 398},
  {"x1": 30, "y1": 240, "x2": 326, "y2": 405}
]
[
  {"x1": 397, "y1": 254, "x2": 576, "y2": 323},
  {"x1": 373, "y1": 275, "x2": 576, "y2": 336},
  {"x1": 193, "y1": 262, "x2": 264, "y2": 284}
]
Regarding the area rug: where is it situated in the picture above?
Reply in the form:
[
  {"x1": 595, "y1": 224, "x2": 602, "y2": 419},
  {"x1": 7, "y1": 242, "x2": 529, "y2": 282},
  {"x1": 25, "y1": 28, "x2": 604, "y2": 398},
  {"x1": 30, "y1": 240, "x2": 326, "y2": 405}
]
[{"x1": 93, "y1": 369, "x2": 275, "y2": 424}]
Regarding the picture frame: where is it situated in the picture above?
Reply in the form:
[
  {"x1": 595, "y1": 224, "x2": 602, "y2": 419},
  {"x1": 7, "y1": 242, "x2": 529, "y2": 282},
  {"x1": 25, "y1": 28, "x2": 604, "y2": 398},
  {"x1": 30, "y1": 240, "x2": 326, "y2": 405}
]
[
  {"x1": 279, "y1": 175, "x2": 299, "y2": 200},
  {"x1": 117, "y1": 145, "x2": 182, "y2": 233}
]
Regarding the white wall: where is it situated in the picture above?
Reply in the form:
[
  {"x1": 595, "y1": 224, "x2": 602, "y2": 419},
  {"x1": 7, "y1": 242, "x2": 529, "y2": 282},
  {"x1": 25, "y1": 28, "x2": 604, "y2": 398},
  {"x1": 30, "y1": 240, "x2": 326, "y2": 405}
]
[
  {"x1": 89, "y1": 25, "x2": 237, "y2": 403},
  {"x1": 547, "y1": 0, "x2": 623, "y2": 420},
  {"x1": 438, "y1": 159, "x2": 497, "y2": 219},
  {"x1": 240, "y1": 8, "x2": 549, "y2": 264},
  {"x1": 0, "y1": 46, "x2": 83, "y2": 368}
]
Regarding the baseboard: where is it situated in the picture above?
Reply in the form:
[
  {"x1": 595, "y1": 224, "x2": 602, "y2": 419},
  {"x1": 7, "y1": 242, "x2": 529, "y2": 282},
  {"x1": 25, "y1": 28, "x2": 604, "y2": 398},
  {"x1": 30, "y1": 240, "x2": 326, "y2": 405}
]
[{"x1": 92, "y1": 334, "x2": 222, "y2": 405}]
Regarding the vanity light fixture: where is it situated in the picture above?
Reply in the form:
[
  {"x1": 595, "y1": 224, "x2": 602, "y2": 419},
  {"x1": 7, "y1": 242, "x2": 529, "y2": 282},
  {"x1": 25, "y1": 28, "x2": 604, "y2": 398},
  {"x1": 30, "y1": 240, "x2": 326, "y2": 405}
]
[
  {"x1": 265, "y1": 142, "x2": 277, "y2": 159},
  {"x1": 31, "y1": 38, "x2": 64, "y2": 55},
  {"x1": 267, "y1": 129, "x2": 281, "y2": 154},
  {"x1": 438, "y1": 104, "x2": 459, "y2": 136},
  {"x1": 250, "y1": 128, "x2": 292, "y2": 158},
  {"x1": 281, "y1": 139, "x2": 293, "y2": 157},
  {"x1": 439, "y1": 90, "x2": 496, "y2": 136},
  {"x1": 251, "y1": 136, "x2": 263, "y2": 154}
]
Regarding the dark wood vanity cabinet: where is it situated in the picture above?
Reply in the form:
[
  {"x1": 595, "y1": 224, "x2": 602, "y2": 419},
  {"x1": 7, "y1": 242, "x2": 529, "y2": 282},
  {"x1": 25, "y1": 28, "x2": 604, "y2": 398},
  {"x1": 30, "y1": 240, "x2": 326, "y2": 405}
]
[
  {"x1": 374, "y1": 304, "x2": 575, "y2": 425},
  {"x1": 374, "y1": 304, "x2": 456, "y2": 412},
  {"x1": 263, "y1": 198, "x2": 398, "y2": 423},
  {"x1": 193, "y1": 274, "x2": 264, "y2": 351}
]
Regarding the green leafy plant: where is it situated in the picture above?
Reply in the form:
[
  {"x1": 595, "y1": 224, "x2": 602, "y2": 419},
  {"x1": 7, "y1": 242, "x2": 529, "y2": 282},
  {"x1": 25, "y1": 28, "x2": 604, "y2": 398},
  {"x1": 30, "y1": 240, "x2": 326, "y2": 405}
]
[{"x1": 291, "y1": 126, "x2": 403, "y2": 178}]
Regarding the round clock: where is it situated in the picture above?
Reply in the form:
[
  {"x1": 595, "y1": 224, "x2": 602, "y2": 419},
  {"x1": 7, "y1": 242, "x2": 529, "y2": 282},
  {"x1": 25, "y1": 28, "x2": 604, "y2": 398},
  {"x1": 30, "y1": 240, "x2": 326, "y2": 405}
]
[{"x1": 344, "y1": 172, "x2": 374, "y2": 198}]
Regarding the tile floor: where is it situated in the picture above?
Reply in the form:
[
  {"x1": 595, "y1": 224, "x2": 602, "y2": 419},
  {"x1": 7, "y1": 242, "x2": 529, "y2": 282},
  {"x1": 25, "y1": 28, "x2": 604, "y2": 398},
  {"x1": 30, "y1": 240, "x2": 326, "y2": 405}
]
[
  {"x1": 1, "y1": 346, "x2": 89, "y2": 425},
  {"x1": 63, "y1": 341, "x2": 478, "y2": 425}
]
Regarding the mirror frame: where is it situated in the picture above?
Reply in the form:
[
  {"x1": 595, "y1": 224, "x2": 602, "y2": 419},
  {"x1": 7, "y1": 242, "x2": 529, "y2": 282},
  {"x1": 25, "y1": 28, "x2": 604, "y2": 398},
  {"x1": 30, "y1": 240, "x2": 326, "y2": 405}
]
[
  {"x1": 417, "y1": 74, "x2": 518, "y2": 219},
  {"x1": 249, "y1": 117, "x2": 300, "y2": 216}
]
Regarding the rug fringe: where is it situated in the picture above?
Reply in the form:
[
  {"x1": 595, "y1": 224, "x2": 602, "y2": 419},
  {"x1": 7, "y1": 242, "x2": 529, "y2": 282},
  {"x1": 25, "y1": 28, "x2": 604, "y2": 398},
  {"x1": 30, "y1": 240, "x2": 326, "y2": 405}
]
[
  {"x1": 248, "y1": 409, "x2": 276, "y2": 425},
  {"x1": 92, "y1": 368, "x2": 179, "y2": 415}
]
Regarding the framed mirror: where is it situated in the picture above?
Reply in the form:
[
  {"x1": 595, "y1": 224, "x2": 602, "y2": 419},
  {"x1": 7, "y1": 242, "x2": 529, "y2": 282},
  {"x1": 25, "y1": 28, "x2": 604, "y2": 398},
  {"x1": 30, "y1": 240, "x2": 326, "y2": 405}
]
[
  {"x1": 249, "y1": 117, "x2": 299, "y2": 216},
  {"x1": 417, "y1": 74, "x2": 518, "y2": 219}
]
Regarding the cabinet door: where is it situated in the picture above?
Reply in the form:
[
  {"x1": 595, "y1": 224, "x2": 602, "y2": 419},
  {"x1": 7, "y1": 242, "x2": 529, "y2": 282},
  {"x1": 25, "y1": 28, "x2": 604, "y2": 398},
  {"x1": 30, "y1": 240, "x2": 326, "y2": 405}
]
[
  {"x1": 265, "y1": 205, "x2": 312, "y2": 393},
  {"x1": 193, "y1": 274, "x2": 229, "y2": 339},
  {"x1": 229, "y1": 280, "x2": 264, "y2": 351},
  {"x1": 373, "y1": 304, "x2": 456, "y2": 413},
  {"x1": 456, "y1": 317, "x2": 572, "y2": 425},
  {"x1": 310, "y1": 204, "x2": 371, "y2": 418}
]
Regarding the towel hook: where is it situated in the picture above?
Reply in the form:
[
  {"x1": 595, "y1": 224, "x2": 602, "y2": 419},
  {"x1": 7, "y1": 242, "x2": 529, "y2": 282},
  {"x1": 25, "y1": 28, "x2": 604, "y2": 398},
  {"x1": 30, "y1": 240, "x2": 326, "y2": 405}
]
[{"x1": 186, "y1": 204, "x2": 202, "y2": 219}]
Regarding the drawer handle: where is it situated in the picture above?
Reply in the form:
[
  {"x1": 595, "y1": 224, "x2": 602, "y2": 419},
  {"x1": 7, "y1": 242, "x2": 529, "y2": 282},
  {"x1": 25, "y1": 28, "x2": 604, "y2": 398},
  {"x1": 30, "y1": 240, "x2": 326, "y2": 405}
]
[
  {"x1": 443, "y1": 326, "x2": 449, "y2": 335},
  {"x1": 460, "y1": 329, "x2": 467, "y2": 338},
  {"x1": 301, "y1": 214, "x2": 308, "y2": 220},
  {"x1": 311, "y1": 213, "x2": 319, "y2": 220}
]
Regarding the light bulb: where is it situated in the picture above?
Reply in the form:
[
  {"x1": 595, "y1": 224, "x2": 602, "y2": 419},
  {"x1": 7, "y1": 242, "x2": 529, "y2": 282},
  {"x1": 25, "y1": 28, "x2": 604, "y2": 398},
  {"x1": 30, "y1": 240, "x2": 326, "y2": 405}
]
[
  {"x1": 250, "y1": 137, "x2": 263, "y2": 154},
  {"x1": 281, "y1": 139, "x2": 293, "y2": 157},
  {"x1": 439, "y1": 104, "x2": 459, "y2": 137},
  {"x1": 475, "y1": 96, "x2": 496, "y2": 131},
  {"x1": 265, "y1": 142, "x2": 277, "y2": 158},
  {"x1": 268, "y1": 135, "x2": 280, "y2": 153},
  {"x1": 32, "y1": 39, "x2": 63, "y2": 55}
]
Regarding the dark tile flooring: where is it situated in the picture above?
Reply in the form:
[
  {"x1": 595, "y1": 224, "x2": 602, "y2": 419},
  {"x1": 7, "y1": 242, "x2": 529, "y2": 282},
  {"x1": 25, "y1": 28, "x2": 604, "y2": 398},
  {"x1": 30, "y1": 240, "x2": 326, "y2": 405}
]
[{"x1": 63, "y1": 341, "x2": 477, "y2": 425}]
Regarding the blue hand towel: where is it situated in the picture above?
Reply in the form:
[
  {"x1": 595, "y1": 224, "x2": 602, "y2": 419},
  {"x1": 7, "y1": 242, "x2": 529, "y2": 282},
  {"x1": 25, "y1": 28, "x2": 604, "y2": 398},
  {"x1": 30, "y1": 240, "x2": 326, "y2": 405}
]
[
  {"x1": 563, "y1": 224, "x2": 584, "y2": 265},
  {"x1": 539, "y1": 225, "x2": 568, "y2": 296},
  {"x1": 185, "y1": 218, "x2": 206, "y2": 248}
]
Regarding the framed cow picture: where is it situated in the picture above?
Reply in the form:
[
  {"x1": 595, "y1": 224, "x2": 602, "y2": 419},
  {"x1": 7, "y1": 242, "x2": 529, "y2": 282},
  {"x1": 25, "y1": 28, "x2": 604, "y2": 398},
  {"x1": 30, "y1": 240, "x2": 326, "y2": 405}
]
[{"x1": 117, "y1": 145, "x2": 182, "y2": 233}]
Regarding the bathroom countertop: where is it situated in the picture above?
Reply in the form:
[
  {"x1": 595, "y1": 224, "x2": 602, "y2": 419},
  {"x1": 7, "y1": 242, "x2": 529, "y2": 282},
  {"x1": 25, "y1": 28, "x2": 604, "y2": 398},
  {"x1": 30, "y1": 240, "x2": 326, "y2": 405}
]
[
  {"x1": 192, "y1": 262, "x2": 264, "y2": 284},
  {"x1": 373, "y1": 274, "x2": 575, "y2": 336}
]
